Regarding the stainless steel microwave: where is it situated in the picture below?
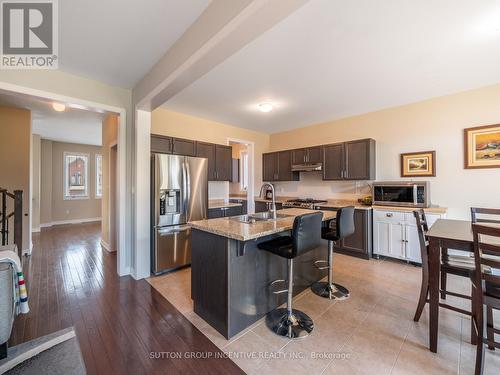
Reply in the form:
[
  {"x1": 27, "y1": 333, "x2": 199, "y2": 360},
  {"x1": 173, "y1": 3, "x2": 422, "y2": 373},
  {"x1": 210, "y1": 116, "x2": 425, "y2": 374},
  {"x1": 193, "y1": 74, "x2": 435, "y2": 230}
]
[{"x1": 372, "y1": 181, "x2": 430, "y2": 208}]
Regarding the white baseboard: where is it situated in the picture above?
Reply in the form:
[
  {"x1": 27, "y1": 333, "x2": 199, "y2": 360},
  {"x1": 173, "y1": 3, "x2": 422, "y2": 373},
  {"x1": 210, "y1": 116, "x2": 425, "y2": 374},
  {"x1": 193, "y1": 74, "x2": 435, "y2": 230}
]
[
  {"x1": 40, "y1": 217, "x2": 102, "y2": 228},
  {"x1": 100, "y1": 239, "x2": 115, "y2": 253}
]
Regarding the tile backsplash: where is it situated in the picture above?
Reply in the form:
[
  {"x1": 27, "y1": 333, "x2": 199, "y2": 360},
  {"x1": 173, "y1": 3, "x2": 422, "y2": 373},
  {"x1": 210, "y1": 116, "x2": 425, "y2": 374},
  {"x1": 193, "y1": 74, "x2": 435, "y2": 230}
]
[
  {"x1": 208, "y1": 181, "x2": 229, "y2": 200},
  {"x1": 272, "y1": 172, "x2": 372, "y2": 200}
]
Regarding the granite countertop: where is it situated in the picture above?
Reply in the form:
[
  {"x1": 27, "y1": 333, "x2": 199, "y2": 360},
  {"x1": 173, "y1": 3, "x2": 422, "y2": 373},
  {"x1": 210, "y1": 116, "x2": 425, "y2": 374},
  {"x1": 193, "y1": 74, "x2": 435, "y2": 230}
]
[
  {"x1": 208, "y1": 199, "x2": 243, "y2": 209},
  {"x1": 189, "y1": 208, "x2": 336, "y2": 241},
  {"x1": 372, "y1": 205, "x2": 448, "y2": 214}
]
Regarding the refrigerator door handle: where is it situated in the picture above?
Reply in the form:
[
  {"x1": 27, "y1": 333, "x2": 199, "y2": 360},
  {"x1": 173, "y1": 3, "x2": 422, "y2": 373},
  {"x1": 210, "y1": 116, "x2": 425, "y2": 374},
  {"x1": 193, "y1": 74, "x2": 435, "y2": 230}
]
[
  {"x1": 181, "y1": 160, "x2": 188, "y2": 219},
  {"x1": 184, "y1": 160, "x2": 191, "y2": 218},
  {"x1": 157, "y1": 225, "x2": 191, "y2": 236}
]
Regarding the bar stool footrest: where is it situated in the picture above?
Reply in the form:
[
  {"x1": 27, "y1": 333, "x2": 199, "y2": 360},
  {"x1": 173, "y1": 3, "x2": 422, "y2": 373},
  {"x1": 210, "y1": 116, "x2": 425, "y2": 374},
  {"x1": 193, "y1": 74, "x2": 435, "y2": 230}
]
[
  {"x1": 314, "y1": 260, "x2": 330, "y2": 270},
  {"x1": 269, "y1": 279, "x2": 288, "y2": 295}
]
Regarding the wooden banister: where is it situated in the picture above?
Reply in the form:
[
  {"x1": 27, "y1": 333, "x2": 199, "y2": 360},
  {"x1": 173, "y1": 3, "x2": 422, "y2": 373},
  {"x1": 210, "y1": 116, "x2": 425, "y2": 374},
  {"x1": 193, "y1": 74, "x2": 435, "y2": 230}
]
[{"x1": 0, "y1": 187, "x2": 23, "y2": 257}]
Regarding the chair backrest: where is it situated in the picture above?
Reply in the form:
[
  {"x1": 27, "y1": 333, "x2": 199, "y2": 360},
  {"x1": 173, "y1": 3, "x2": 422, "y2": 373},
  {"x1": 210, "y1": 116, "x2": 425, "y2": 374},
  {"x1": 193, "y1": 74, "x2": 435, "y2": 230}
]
[
  {"x1": 413, "y1": 209, "x2": 429, "y2": 265},
  {"x1": 292, "y1": 212, "x2": 323, "y2": 258},
  {"x1": 471, "y1": 207, "x2": 500, "y2": 225},
  {"x1": 335, "y1": 206, "x2": 355, "y2": 240},
  {"x1": 472, "y1": 223, "x2": 500, "y2": 292}
]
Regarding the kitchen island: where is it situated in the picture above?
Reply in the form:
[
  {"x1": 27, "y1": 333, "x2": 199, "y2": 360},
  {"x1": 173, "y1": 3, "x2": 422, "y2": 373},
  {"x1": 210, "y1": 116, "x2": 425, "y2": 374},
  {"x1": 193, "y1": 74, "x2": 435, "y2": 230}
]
[{"x1": 189, "y1": 208, "x2": 336, "y2": 339}]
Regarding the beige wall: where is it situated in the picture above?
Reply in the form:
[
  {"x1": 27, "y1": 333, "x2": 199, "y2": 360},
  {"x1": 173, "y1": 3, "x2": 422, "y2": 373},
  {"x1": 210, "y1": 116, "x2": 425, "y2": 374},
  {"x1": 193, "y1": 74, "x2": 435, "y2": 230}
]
[
  {"x1": 151, "y1": 108, "x2": 270, "y2": 197},
  {"x1": 101, "y1": 114, "x2": 119, "y2": 251},
  {"x1": 0, "y1": 106, "x2": 31, "y2": 251},
  {"x1": 40, "y1": 140, "x2": 102, "y2": 225},
  {"x1": 269, "y1": 84, "x2": 500, "y2": 220},
  {"x1": 32, "y1": 134, "x2": 41, "y2": 231}
]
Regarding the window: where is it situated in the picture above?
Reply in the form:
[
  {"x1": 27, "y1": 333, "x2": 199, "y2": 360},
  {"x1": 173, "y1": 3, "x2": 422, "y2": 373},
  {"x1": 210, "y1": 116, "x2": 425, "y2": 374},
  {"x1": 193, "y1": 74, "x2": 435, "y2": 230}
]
[
  {"x1": 64, "y1": 152, "x2": 89, "y2": 199},
  {"x1": 240, "y1": 151, "x2": 249, "y2": 191},
  {"x1": 96, "y1": 154, "x2": 103, "y2": 198}
]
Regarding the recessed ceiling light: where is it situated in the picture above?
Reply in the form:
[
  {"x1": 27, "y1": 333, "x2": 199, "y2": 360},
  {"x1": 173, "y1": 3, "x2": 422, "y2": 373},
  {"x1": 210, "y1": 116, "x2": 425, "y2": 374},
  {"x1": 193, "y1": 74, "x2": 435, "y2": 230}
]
[
  {"x1": 258, "y1": 102, "x2": 274, "y2": 113},
  {"x1": 52, "y1": 103, "x2": 66, "y2": 112}
]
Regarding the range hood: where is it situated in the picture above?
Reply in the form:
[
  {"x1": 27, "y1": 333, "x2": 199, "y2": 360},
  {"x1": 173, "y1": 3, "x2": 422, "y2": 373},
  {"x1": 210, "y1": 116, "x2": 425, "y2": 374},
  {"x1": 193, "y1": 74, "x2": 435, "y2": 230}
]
[{"x1": 291, "y1": 162, "x2": 322, "y2": 172}]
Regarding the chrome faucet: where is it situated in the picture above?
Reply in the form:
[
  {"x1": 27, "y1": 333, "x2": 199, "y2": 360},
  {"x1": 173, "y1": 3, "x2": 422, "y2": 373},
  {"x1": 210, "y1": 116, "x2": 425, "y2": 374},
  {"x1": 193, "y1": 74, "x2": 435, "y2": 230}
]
[{"x1": 260, "y1": 183, "x2": 277, "y2": 220}]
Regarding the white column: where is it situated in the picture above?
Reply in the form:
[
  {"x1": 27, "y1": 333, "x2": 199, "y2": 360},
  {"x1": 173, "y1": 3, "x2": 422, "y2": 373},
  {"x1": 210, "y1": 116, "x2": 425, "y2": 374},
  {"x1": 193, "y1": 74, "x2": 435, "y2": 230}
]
[{"x1": 133, "y1": 109, "x2": 151, "y2": 279}]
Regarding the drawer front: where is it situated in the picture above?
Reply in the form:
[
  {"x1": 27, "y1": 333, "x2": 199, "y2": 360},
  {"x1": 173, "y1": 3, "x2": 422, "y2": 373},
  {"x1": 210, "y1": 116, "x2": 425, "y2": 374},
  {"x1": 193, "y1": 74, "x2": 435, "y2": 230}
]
[{"x1": 373, "y1": 209, "x2": 405, "y2": 223}]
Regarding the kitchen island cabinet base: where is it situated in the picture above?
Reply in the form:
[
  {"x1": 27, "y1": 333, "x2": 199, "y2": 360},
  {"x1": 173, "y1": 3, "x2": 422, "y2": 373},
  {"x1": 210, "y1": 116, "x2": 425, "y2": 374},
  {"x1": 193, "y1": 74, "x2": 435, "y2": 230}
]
[{"x1": 191, "y1": 228, "x2": 327, "y2": 339}]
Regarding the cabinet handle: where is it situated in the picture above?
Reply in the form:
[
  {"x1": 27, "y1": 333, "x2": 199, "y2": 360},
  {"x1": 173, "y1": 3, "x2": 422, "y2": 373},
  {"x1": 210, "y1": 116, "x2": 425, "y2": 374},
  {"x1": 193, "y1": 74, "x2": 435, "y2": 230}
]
[{"x1": 386, "y1": 213, "x2": 393, "y2": 217}]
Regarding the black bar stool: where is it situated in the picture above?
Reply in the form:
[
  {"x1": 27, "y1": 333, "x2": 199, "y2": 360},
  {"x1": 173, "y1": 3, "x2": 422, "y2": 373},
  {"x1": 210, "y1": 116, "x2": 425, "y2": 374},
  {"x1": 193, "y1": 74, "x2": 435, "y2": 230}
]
[
  {"x1": 258, "y1": 212, "x2": 323, "y2": 338},
  {"x1": 311, "y1": 206, "x2": 355, "y2": 300}
]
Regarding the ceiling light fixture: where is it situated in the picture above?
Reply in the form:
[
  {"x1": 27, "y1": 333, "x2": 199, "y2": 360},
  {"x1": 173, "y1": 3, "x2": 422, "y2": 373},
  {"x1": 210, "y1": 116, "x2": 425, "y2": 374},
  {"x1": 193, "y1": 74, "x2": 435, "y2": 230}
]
[
  {"x1": 52, "y1": 103, "x2": 66, "y2": 112},
  {"x1": 258, "y1": 102, "x2": 274, "y2": 113}
]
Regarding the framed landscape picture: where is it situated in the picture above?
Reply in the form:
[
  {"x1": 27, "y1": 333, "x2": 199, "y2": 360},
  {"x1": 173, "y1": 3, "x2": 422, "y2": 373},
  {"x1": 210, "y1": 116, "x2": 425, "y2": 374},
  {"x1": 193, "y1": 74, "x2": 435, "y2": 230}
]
[
  {"x1": 400, "y1": 151, "x2": 436, "y2": 177},
  {"x1": 464, "y1": 124, "x2": 500, "y2": 169}
]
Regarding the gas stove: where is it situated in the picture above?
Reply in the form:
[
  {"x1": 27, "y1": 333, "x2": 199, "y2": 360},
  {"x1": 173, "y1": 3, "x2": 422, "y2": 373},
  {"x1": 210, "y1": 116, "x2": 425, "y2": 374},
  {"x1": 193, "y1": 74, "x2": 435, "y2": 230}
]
[{"x1": 282, "y1": 198, "x2": 328, "y2": 209}]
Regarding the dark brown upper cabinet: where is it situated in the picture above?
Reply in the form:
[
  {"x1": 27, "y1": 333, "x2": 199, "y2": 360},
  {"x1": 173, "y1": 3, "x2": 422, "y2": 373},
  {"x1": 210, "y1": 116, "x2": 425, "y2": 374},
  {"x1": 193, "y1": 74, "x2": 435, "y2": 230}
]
[
  {"x1": 215, "y1": 145, "x2": 232, "y2": 181},
  {"x1": 323, "y1": 138, "x2": 376, "y2": 180},
  {"x1": 262, "y1": 150, "x2": 299, "y2": 182},
  {"x1": 196, "y1": 141, "x2": 216, "y2": 180},
  {"x1": 291, "y1": 146, "x2": 322, "y2": 164},
  {"x1": 196, "y1": 142, "x2": 232, "y2": 181},
  {"x1": 172, "y1": 138, "x2": 196, "y2": 156},
  {"x1": 323, "y1": 143, "x2": 345, "y2": 180},
  {"x1": 263, "y1": 152, "x2": 277, "y2": 181},
  {"x1": 150, "y1": 134, "x2": 172, "y2": 154},
  {"x1": 151, "y1": 134, "x2": 232, "y2": 181},
  {"x1": 345, "y1": 139, "x2": 376, "y2": 180}
]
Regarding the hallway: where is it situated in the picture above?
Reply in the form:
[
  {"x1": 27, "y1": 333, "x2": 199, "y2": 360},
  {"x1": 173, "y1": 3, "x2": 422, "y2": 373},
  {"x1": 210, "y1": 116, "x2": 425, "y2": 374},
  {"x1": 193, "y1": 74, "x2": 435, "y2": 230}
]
[{"x1": 9, "y1": 222, "x2": 242, "y2": 374}]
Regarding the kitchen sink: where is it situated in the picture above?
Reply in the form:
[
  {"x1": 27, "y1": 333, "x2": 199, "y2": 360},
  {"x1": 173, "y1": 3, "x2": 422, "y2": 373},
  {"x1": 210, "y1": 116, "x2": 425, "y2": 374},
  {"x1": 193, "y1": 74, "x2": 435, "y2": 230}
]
[
  {"x1": 230, "y1": 212, "x2": 292, "y2": 224},
  {"x1": 251, "y1": 211, "x2": 291, "y2": 220}
]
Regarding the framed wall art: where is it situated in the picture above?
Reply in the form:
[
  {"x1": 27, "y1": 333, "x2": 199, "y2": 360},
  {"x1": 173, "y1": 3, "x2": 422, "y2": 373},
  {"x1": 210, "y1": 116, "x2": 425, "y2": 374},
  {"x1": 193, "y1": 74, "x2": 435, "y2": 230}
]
[
  {"x1": 400, "y1": 151, "x2": 436, "y2": 177},
  {"x1": 464, "y1": 124, "x2": 500, "y2": 169}
]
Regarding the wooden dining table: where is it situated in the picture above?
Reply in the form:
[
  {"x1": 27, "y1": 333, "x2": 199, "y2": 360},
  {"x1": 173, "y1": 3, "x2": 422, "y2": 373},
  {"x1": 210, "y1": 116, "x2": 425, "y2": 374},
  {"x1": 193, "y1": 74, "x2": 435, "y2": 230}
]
[
  {"x1": 426, "y1": 219, "x2": 475, "y2": 353},
  {"x1": 426, "y1": 218, "x2": 500, "y2": 353}
]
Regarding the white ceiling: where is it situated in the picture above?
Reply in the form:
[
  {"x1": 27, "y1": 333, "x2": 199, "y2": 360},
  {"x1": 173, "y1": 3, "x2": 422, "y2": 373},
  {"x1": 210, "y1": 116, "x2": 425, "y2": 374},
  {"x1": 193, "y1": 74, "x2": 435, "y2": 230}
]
[
  {"x1": 59, "y1": 0, "x2": 211, "y2": 88},
  {"x1": 164, "y1": 0, "x2": 500, "y2": 134},
  {"x1": 0, "y1": 92, "x2": 105, "y2": 146}
]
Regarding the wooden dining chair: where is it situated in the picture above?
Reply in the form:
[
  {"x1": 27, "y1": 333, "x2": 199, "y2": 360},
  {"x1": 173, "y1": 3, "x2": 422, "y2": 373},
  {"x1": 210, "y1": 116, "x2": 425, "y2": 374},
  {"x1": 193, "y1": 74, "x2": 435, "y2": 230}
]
[
  {"x1": 472, "y1": 207, "x2": 500, "y2": 351},
  {"x1": 413, "y1": 209, "x2": 474, "y2": 322},
  {"x1": 471, "y1": 223, "x2": 500, "y2": 375},
  {"x1": 471, "y1": 207, "x2": 500, "y2": 225}
]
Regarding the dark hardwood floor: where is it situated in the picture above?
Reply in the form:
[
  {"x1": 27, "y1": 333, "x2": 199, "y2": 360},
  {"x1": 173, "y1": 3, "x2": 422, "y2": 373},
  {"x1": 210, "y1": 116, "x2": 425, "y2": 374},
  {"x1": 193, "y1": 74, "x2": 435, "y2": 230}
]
[{"x1": 9, "y1": 222, "x2": 244, "y2": 375}]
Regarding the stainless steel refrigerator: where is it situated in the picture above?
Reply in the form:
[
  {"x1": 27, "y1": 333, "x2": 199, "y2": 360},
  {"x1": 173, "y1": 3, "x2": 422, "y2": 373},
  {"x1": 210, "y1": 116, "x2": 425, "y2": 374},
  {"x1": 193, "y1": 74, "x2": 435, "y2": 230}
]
[{"x1": 152, "y1": 154, "x2": 208, "y2": 275}]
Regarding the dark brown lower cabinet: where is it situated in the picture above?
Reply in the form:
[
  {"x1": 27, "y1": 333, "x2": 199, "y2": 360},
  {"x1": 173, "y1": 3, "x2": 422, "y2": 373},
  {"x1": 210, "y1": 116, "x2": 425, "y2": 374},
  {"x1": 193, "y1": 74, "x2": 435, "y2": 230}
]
[
  {"x1": 208, "y1": 205, "x2": 242, "y2": 219},
  {"x1": 317, "y1": 207, "x2": 373, "y2": 259},
  {"x1": 229, "y1": 199, "x2": 247, "y2": 214}
]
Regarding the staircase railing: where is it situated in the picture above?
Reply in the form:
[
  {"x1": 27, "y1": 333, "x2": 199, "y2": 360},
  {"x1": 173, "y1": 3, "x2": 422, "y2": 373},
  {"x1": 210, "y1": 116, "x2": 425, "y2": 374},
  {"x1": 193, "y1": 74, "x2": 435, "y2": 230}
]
[{"x1": 0, "y1": 188, "x2": 23, "y2": 258}]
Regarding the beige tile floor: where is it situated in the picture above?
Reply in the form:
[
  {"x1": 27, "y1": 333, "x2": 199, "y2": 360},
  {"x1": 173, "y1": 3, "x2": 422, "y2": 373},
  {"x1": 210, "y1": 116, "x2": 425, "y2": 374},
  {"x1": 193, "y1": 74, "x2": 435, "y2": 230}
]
[{"x1": 147, "y1": 254, "x2": 500, "y2": 375}]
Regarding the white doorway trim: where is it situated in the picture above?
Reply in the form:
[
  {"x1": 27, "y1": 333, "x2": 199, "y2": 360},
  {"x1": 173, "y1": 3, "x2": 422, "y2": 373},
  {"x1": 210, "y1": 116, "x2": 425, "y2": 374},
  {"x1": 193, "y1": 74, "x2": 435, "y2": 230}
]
[
  {"x1": 227, "y1": 137, "x2": 255, "y2": 214},
  {"x1": 0, "y1": 81, "x2": 130, "y2": 276}
]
